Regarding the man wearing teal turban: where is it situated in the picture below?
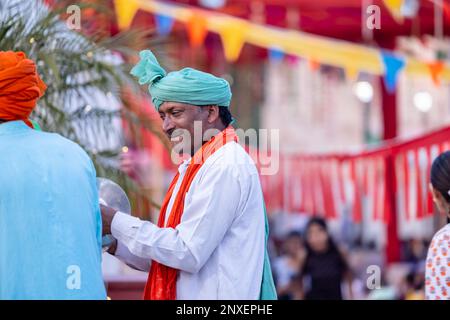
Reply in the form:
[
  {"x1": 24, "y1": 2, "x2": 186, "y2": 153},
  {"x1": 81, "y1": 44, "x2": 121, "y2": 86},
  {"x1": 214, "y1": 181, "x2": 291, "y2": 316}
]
[
  {"x1": 129, "y1": 50, "x2": 235, "y2": 156},
  {"x1": 130, "y1": 50, "x2": 232, "y2": 111},
  {"x1": 101, "y1": 50, "x2": 276, "y2": 300}
]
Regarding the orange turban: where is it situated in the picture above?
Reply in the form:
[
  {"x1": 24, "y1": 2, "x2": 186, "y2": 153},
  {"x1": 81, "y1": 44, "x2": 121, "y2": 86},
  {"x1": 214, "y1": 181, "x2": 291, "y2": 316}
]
[{"x1": 0, "y1": 51, "x2": 47, "y2": 127}]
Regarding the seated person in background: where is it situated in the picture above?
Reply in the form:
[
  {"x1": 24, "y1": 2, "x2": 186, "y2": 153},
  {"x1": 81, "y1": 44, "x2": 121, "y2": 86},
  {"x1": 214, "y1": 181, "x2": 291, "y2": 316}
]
[{"x1": 273, "y1": 231, "x2": 305, "y2": 300}]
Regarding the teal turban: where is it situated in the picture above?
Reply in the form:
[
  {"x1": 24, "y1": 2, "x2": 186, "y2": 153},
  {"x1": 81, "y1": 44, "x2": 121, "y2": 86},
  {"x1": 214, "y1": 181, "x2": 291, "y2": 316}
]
[{"x1": 130, "y1": 50, "x2": 232, "y2": 111}]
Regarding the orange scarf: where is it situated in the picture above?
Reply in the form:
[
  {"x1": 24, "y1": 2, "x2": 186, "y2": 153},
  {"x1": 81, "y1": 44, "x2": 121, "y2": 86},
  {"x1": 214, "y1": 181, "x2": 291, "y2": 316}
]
[
  {"x1": 0, "y1": 51, "x2": 47, "y2": 127},
  {"x1": 143, "y1": 126, "x2": 239, "y2": 300}
]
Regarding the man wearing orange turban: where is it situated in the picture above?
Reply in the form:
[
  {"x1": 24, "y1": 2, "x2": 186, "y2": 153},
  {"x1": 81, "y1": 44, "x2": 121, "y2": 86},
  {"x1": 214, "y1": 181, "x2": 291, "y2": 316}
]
[
  {"x1": 0, "y1": 51, "x2": 47, "y2": 127},
  {"x1": 0, "y1": 51, "x2": 106, "y2": 299}
]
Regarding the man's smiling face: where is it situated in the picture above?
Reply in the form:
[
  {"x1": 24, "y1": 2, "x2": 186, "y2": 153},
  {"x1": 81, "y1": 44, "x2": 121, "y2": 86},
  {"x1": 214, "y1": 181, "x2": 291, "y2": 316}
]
[{"x1": 159, "y1": 101, "x2": 209, "y2": 156}]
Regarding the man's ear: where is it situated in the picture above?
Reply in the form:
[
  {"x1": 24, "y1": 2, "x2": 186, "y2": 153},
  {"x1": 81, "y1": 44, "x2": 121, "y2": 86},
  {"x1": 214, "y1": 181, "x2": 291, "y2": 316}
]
[{"x1": 207, "y1": 105, "x2": 220, "y2": 123}]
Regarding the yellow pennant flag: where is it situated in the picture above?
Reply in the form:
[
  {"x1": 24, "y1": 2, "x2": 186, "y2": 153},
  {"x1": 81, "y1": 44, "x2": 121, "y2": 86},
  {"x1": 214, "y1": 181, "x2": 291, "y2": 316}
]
[
  {"x1": 382, "y1": 0, "x2": 404, "y2": 23},
  {"x1": 218, "y1": 20, "x2": 248, "y2": 62},
  {"x1": 345, "y1": 66, "x2": 360, "y2": 82},
  {"x1": 114, "y1": 0, "x2": 140, "y2": 30}
]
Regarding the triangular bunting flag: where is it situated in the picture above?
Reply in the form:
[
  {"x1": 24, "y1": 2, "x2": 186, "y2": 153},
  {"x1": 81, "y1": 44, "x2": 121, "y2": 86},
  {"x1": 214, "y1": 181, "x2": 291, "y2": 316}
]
[
  {"x1": 381, "y1": 51, "x2": 406, "y2": 93},
  {"x1": 344, "y1": 66, "x2": 360, "y2": 82},
  {"x1": 268, "y1": 47, "x2": 285, "y2": 62},
  {"x1": 308, "y1": 59, "x2": 320, "y2": 71},
  {"x1": 427, "y1": 61, "x2": 445, "y2": 86},
  {"x1": 187, "y1": 12, "x2": 208, "y2": 48},
  {"x1": 286, "y1": 55, "x2": 300, "y2": 65},
  {"x1": 114, "y1": 0, "x2": 139, "y2": 30},
  {"x1": 382, "y1": 0, "x2": 405, "y2": 23},
  {"x1": 155, "y1": 14, "x2": 175, "y2": 37},
  {"x1": 219, "y1": 20, "x2": 248, "y2": 62}
]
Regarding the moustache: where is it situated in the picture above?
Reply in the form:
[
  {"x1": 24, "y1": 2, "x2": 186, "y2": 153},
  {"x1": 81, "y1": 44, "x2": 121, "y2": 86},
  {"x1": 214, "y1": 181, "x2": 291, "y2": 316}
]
[{"x1": 166, "y1": 129, "x2": 183, "y2": 143}]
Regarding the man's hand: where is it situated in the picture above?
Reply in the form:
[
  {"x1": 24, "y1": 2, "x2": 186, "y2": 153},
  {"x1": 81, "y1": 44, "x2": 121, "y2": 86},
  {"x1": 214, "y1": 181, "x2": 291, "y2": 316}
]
[{"x1": 101, "y1": 204, "x2": 117, "y2": 236}]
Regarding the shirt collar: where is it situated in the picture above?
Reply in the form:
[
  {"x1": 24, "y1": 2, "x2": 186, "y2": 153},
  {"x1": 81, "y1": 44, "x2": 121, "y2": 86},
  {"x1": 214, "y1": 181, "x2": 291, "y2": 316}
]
[
  {"x1": 0, "y1": 120, "x2": 31, "y2": 136},
  {"x1": 177, "y1": 157, "x2": 192, "y2": 174}
]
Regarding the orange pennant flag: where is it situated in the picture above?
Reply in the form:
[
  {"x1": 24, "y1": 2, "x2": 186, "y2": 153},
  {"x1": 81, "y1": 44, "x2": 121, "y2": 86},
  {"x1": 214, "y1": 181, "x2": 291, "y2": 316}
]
[
  {"x1": 427, "y1": 61, "x2": 444, "y2": 86},
  {"x1": 308, "y1": 59, "x2": 320, "y2": 71},
  {"x1": 187, "y1": 12, "x2": 208, "y2": 48}
]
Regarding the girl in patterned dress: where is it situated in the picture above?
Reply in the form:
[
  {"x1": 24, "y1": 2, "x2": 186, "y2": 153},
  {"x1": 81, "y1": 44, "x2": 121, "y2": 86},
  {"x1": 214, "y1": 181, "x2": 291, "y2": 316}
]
[{"x1": 426, "y1": 151, "x2": 450, "y2": 300}]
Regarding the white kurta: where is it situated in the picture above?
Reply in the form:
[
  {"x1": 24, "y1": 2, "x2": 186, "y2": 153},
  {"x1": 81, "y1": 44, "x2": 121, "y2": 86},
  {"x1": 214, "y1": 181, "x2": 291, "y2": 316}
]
[{"x1": 111, "y1": 141, "x2": 266, "y2": 299}]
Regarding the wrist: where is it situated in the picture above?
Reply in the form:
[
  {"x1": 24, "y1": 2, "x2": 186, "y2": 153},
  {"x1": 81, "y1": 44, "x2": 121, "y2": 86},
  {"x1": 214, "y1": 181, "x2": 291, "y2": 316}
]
[
  {"x1": 101, "y1": 204, "x2": 118, "y2": 236},
  {"x1": 107, "y1": 239, "x2": 118, "y2": 255}
]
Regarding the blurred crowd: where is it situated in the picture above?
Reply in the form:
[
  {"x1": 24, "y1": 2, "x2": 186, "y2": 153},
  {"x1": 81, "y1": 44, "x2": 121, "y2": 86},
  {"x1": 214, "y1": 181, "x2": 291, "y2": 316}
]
[{"x1": 269, "y1": 217, "x2": 428, "y2": 300}]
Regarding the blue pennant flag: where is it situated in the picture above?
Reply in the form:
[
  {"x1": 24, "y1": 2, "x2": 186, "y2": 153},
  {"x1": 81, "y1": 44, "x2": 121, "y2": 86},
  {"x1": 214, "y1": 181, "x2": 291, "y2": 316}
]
[
  {"x1": 268, "y1": 47, "x2": 285, "y2": 62},
  {"x1": 155, "y1": 14, "x2": 174, "y2": 37},
  {"x1": 381, "y1": 51, "x2": 406, "y2": 93}
]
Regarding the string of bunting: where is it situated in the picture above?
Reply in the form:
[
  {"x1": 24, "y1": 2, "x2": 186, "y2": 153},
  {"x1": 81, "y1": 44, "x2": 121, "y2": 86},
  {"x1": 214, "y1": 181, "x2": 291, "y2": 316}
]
[{"x1": 113, "y1": 0, "x2": 450, "y2": 90}]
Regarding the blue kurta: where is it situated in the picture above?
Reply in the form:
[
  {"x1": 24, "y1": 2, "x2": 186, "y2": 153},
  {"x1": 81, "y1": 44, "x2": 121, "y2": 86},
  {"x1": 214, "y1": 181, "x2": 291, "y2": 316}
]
[{"x1": 0, "y1": 121, "x2": 106, "y2": 299}]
